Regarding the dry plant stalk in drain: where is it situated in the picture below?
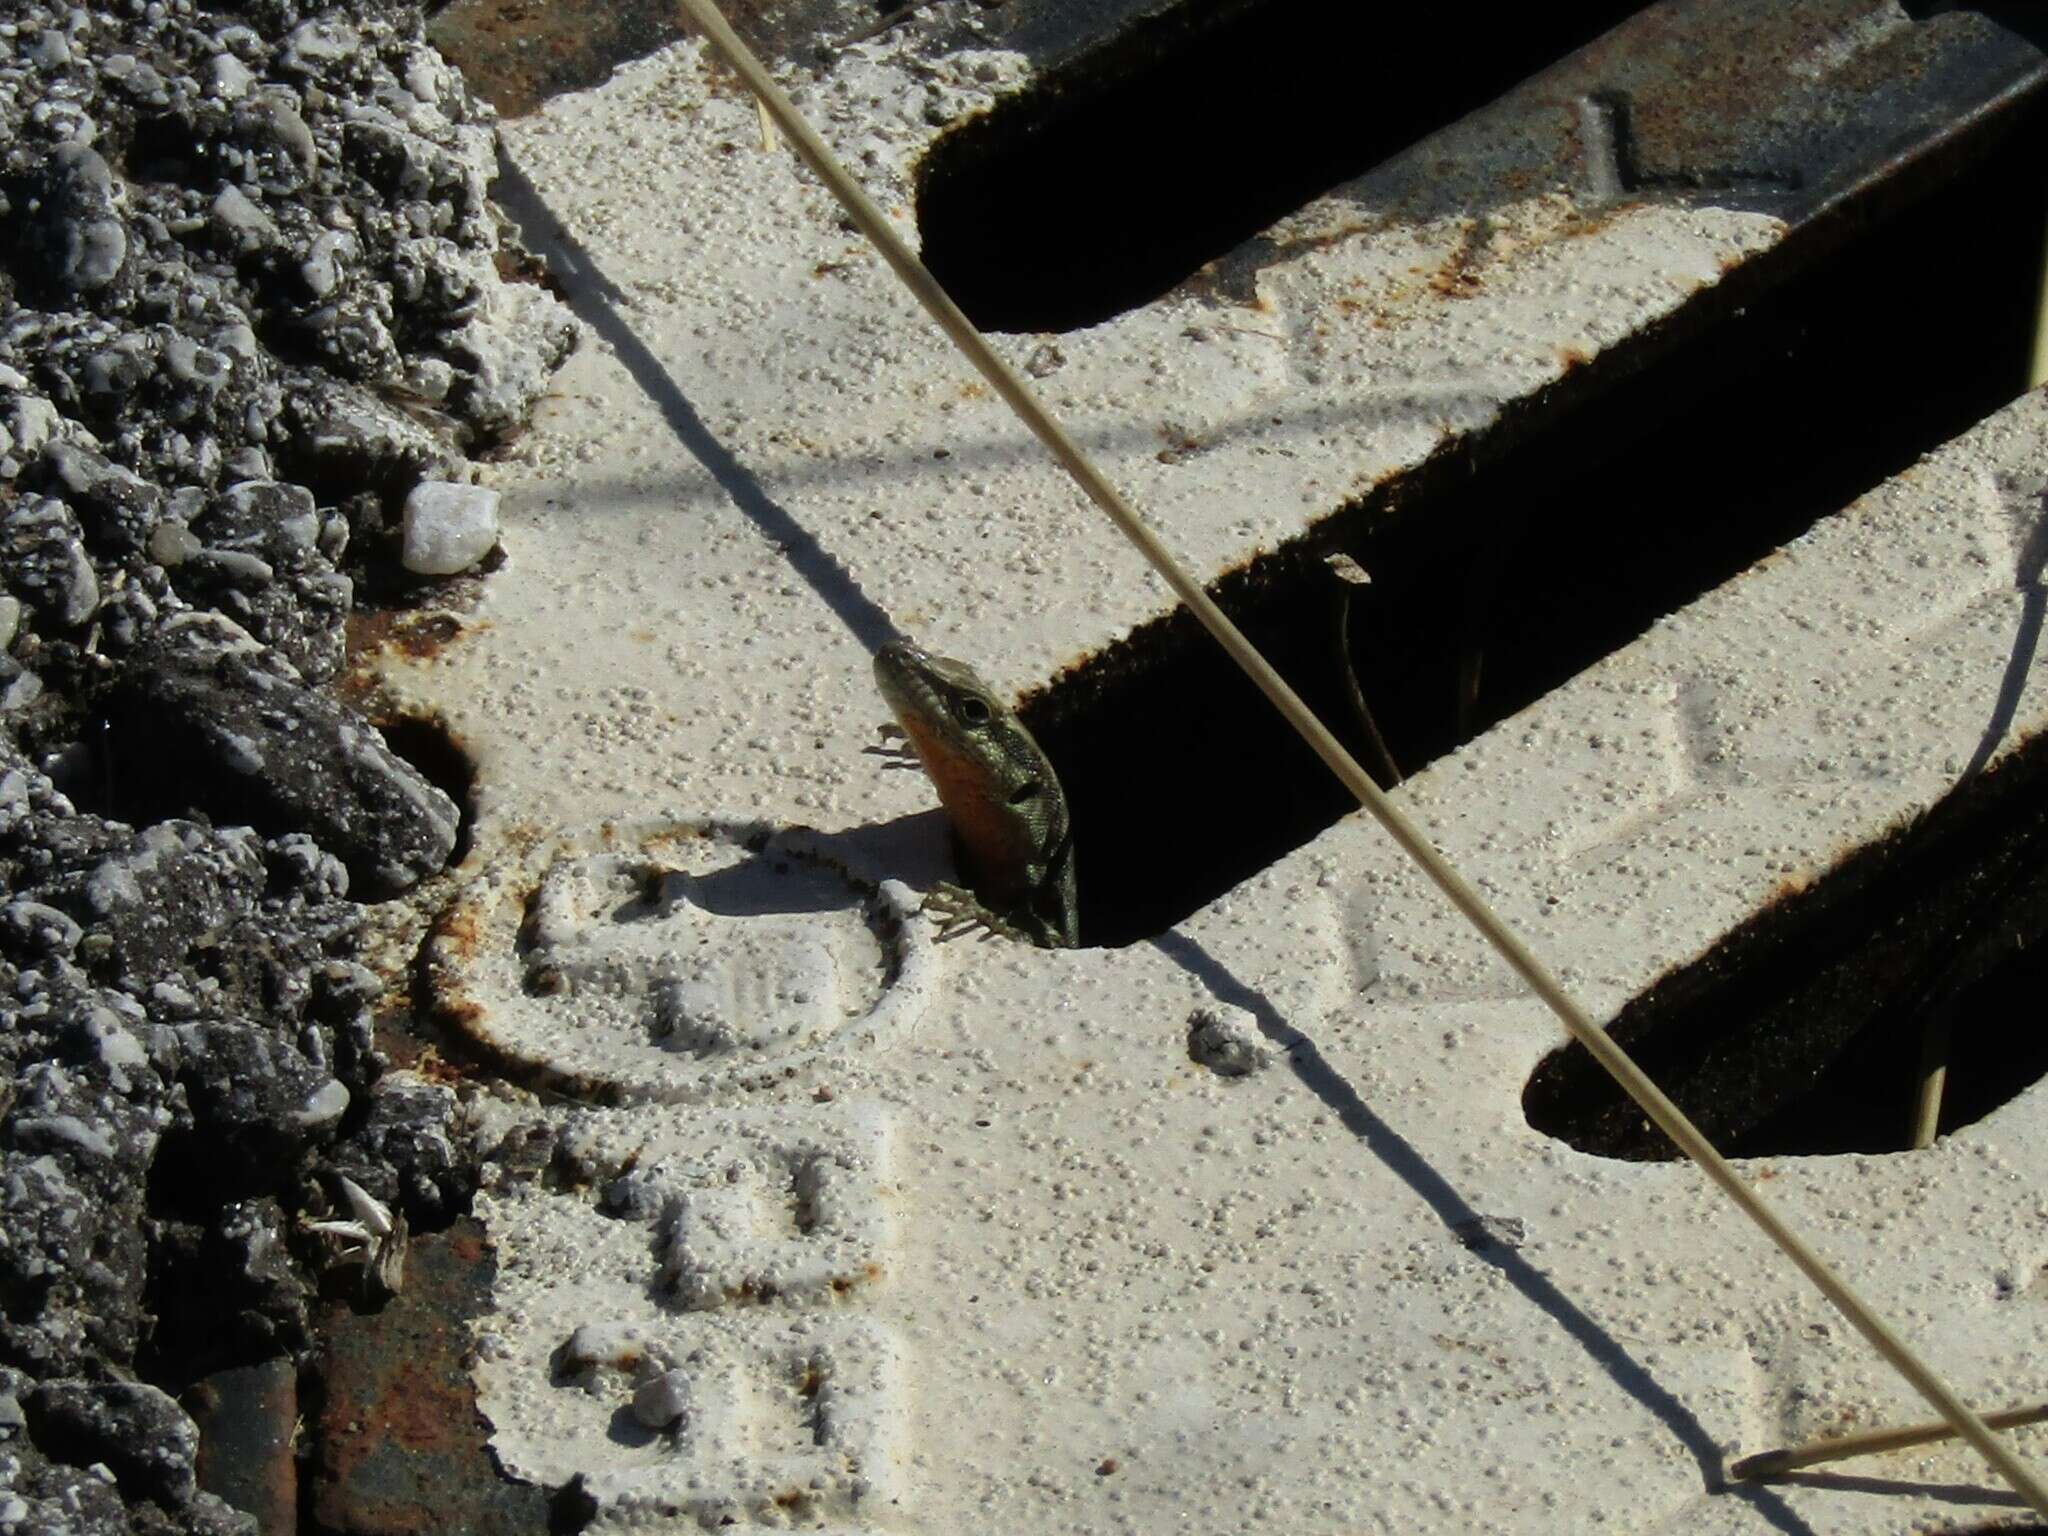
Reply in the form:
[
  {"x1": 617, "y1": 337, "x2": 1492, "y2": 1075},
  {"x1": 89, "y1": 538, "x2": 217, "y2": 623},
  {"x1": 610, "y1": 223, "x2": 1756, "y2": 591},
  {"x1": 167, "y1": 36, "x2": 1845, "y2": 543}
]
[{"x1": 669, "y1": 0, "x2": 2048, "y2": 1513}]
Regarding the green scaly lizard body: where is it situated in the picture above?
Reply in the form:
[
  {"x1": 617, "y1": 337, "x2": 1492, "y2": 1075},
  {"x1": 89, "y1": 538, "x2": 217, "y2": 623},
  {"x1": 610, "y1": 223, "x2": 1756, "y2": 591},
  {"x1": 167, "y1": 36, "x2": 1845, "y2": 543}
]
[{"x1": 873, "y1": 640, "x2": 1078, "y2": 948}]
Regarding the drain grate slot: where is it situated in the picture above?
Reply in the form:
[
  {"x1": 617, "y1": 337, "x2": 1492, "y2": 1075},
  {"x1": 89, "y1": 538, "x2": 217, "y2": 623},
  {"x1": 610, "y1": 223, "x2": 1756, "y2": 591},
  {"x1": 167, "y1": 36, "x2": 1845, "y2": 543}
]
[
  {"x1": 916, "y1": 0, "x2": 1651, "y2": 333},
  {"x1": 1523, "y1": 728, "x2": 2048, "y2": 1159},
  {"x1": 1024, "y1": 93, "x2": 2048, "y2": 948}
]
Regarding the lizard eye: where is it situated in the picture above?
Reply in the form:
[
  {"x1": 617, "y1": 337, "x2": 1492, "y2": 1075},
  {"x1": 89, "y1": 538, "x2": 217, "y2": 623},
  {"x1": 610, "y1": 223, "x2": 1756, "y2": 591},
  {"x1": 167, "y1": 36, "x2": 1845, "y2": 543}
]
[
  {"x1": 1007, "y1": 779, "x2": 1042, "y2": 807},
  {"x1": 955, "y1": 696, "x2": 993, "y2": 727}
]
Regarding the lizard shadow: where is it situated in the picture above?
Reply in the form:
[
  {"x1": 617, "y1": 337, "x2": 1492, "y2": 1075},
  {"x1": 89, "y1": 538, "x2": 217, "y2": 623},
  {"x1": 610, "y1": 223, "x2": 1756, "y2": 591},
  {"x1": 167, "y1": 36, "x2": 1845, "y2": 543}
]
[
  {"x1": 1151, "y1": 927, "x2": 1818, "y2": 1536},
  {"x1": 490, "y1": 147, "x2": 902, "y2": 655}
]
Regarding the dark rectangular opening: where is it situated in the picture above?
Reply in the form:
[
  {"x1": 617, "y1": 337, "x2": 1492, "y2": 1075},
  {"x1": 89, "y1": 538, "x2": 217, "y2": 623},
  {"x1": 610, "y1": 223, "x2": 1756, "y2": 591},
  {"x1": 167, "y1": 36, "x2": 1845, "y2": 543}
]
[
  {"x1": 916, "y1": 0, "x2": 1650, "y2": 333},
  {"x1": 1523, "y1": 727, "x2": 2048, "y2": 1159},
  {"x1": 1023, "y1": 90, "x2": 2048, "y2": 949}
]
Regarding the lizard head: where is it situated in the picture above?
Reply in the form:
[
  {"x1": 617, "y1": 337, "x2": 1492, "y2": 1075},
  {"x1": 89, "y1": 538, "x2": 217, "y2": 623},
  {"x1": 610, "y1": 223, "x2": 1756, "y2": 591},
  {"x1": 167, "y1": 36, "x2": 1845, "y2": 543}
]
[
  {"x1": 875, "y1": 635, "x2": 1064, "y2": 832},
  {"x1": 873, "y1": 641, "x2": 1043, "y2": 792},
  {"x1": 873, "y1": 640, "x2": 1078, "y2": 946}
]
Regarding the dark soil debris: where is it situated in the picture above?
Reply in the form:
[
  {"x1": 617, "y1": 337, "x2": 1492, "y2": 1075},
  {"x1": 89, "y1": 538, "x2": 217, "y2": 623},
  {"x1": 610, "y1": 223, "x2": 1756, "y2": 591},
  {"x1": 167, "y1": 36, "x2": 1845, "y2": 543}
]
[{"x1": 0, "y1": 0, "x2": 575, "y2": 1527}]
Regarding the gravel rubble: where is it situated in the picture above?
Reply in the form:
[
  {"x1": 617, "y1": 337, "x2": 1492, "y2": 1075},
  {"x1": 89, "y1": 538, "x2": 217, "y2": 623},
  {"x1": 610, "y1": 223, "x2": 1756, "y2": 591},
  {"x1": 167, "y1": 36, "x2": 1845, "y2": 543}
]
[{"x1": 0, "y1": 0, "x2": 575, "y2": 1526}]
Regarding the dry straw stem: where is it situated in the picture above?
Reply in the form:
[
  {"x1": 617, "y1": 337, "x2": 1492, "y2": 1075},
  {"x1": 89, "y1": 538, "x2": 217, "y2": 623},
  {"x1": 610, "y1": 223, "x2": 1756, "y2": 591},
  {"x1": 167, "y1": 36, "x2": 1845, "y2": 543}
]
[
  {"x1": 1911, "y1": 1008, "x2": 1951, "y2": 1150},
  {"x1": 1324, "y1": 554, "x2": 1402, "y2": 786},
  {"x1": 1733, "y1": 1400, "x2": 2048, "y2": 1480},
  {"x1": 670, "y1": 0, "x2": 2048, "y2": 1515},
  {"x1": 2033, "y1": 211, "x2": 2048, "y2": 390}
]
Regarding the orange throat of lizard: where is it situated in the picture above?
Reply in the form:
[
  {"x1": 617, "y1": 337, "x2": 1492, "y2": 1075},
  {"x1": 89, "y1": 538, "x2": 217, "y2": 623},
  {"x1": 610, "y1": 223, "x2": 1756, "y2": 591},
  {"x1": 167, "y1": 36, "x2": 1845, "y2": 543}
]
[{"x1": 896, "y1": 716, "x2": 1040, "y2": 894}]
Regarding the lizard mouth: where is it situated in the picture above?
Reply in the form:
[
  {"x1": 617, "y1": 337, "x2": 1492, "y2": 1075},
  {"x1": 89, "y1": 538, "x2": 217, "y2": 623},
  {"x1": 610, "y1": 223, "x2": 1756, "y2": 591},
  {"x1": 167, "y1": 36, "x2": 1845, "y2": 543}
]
[
  {"x1": 872, "y1": 638, "x2": 933, "y2": 693},
  {"x1": 872, "y1": 641, "x2": 966, "y2": 781},
  {"x1": 872, "y1": 639, "x2": 972, "y2": 727}
]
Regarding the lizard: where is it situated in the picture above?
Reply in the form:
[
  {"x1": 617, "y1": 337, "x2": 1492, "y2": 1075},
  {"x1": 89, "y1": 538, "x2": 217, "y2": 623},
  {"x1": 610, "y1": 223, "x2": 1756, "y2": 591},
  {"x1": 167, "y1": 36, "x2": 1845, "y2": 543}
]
[{"x1": 871, "y1": 639, "x2": 1079, "y2": 947}]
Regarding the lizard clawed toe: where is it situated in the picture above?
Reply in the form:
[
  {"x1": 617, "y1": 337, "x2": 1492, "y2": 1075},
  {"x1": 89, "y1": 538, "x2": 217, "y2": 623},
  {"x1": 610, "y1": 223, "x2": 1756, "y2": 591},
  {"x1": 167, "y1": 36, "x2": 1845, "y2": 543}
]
[
  {"x1": 864, "y1": 723, "x2": 925, "y2": 768},
  {"x1": 920, "y1": 882, "x2": 1032, "y2": 944}
]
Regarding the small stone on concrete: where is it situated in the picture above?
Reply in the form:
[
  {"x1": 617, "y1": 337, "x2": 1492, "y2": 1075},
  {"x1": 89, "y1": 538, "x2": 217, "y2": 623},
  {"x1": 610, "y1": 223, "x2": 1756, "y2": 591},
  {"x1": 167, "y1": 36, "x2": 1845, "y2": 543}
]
[
  {"x1": 629, "y1": 1368, "x2": 690, "y2": 1431},
  {"x1": 401, "y1": 482, "x2": 499, "y2": 576},
  {"x1": 1187, "y1": 1004, "x2": 1273, "y2": 1077}
]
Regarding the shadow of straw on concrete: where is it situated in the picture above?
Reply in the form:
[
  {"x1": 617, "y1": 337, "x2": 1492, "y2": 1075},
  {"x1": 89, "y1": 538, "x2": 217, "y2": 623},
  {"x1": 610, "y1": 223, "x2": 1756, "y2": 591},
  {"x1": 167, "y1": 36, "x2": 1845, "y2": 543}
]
[
  {"x1": 1961, "y1": 489, "x2": 2048, "y2": 783},
  {"x1": 1153, "y1": 928, "x2": 1821, "y2": 1536},
  {"x1": 1761, "y1": 1467, "x2": 2029, "y2": 1510},
  {"x1": 489, "y1": 149, "x2": 1508, "y2": 657}
]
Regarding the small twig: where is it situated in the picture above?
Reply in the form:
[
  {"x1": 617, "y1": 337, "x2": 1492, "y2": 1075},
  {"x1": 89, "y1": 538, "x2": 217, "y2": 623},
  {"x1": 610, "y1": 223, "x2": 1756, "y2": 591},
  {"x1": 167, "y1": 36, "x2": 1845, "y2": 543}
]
[
  {"x1": 1455, "y1": 650, "x2": 1481, "y2": 738},
  {"x1": 1455, "y1": 540, "x2": 1511, "y2": 740},
  {"x1": 669, "y1": 0, "x2": 2048, "y2": 1513},
  {"x1": 2031, "y1": 207, "x2": 2048, "y2": 390},
  {"x1": 1325, "y1": 555, "x2": 1400, "y2": 786},
  {"x1": 1896, "y1": 806, "x2": 2048, "y2": 1148},
  {"x1": 1910, "y1": 1001, "x2": 1953, "y2": 1149},
  {"x1": 1732, "y1": 1400, "x2": 2048, "y2": 1479}
]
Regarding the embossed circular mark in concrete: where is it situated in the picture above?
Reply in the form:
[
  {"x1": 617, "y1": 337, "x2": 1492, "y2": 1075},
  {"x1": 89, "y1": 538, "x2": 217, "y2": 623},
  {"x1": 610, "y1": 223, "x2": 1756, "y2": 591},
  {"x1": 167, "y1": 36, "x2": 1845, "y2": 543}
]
[{"x1": 426, "y1": 820, "x2": 934, "y2": 1101}]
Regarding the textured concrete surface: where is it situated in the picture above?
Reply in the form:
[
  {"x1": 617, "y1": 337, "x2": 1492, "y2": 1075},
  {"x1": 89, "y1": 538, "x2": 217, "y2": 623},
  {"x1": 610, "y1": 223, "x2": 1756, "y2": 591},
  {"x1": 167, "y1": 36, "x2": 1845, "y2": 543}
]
[{"x1": 367, "y1": 9, "x2": 2048, "y2": 1533}]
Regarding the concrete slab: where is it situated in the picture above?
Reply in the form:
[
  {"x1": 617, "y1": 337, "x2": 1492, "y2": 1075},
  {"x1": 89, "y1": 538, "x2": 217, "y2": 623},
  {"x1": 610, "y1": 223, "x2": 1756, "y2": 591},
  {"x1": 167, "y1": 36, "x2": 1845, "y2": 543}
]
[{"x1": 365, "y1": 6, "x2": 2048, "y2": 1531}]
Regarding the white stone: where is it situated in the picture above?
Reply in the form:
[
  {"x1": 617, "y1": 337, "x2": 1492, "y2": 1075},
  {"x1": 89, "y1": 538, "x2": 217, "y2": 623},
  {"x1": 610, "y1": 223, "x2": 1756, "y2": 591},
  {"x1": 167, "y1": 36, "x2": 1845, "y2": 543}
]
[
  {"x1": 401, "y1": 482, "x2": 499, "y2": 575},
  {"x1": 209, "y1": 186, "x2": 276, "y2": 254},
  {"x1": 206, "y1": 53, "x2": 254, "y2": 100}
]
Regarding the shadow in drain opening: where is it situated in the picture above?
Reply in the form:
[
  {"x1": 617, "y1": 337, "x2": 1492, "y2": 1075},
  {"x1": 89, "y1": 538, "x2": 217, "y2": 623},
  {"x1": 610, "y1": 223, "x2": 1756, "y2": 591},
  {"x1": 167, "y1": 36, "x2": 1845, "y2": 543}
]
[
  {"x1": 1525, "y1": 727, "x2": 2048, "y2": 1160},
  {"x1": 1026, "y1": 90, "x2": 2048, "y2": 951}
]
